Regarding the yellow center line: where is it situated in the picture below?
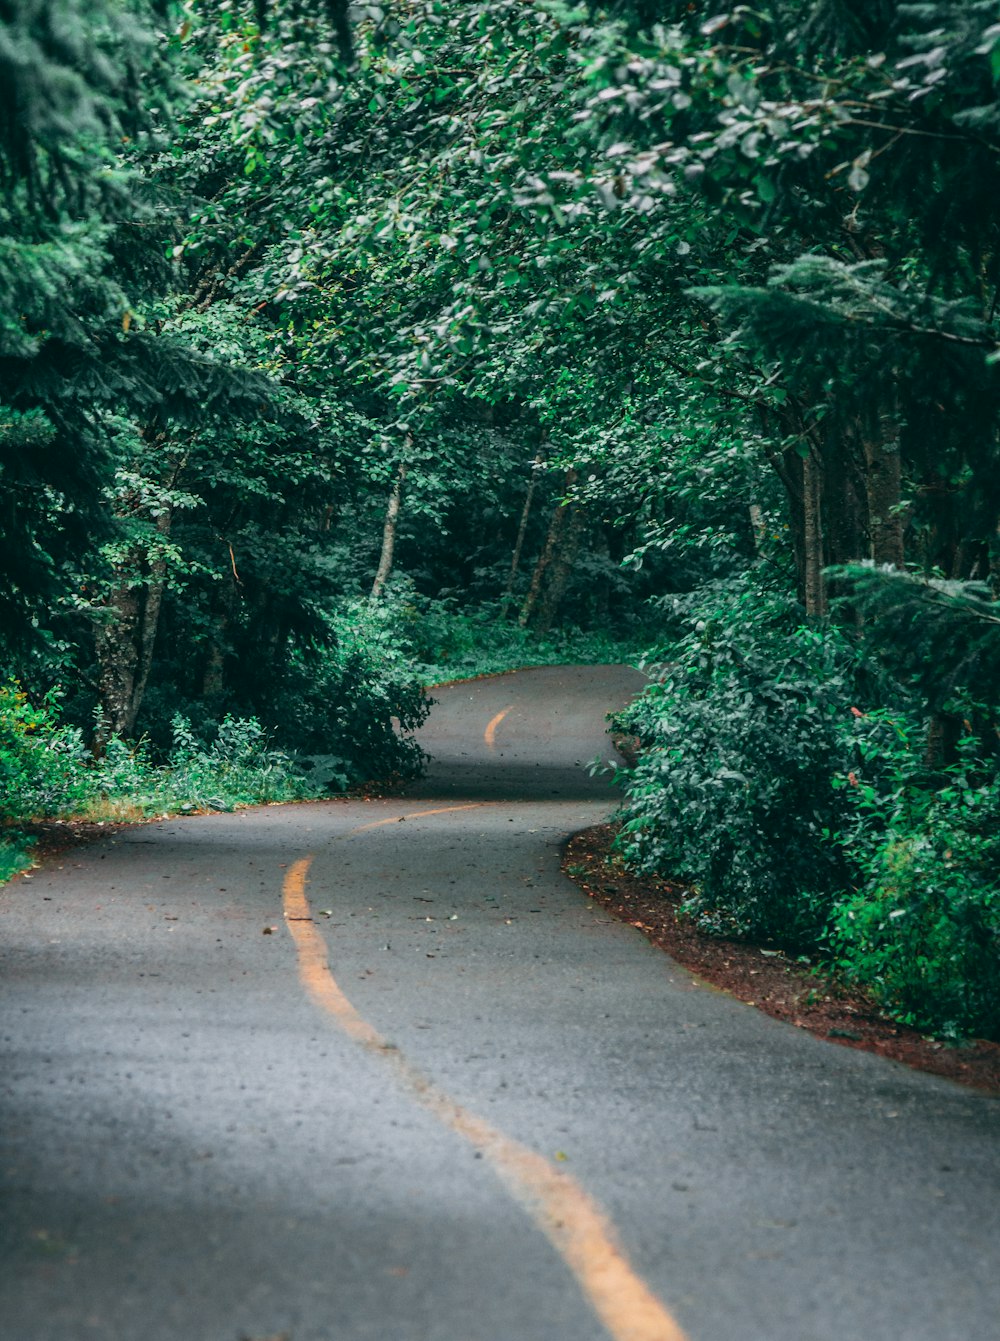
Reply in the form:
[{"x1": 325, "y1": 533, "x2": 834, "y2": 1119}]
[
  {"x1": 484, "y1": 705, "x2": 513, "y2": 749},
  {"x1": 283, "y1": 854, "x2": 688, "y2": 1341},
  {"x1": 351, "y1": 803, "x2": 486, "y2": 835}
]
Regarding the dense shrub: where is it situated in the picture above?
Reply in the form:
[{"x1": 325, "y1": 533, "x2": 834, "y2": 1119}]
[
  {"x1": 829, "y1": 718, "x2": 1000, "y2": 1039},
  {"x1": 160, "y1": 714, "x2": 318, "y2": 810},
  {"x1": 278, "y1": 596, "x2": 432, "y2": 782},
  {"x1": 613, "y1": 577, "x2": 1000, "y2": 1038},
  {"x1": 0, "y1": 685, "x2": 326, "y2": 866},
  {"x1": 0, "y1": 685, "x2": 91, "y2": 821},
  {"x1": 612, "y1": 579, "x2": 866, "y2": 947}
]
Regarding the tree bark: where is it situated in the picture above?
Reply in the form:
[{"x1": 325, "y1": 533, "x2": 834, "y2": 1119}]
[
  {"x1": 863, "y1": 437, "x2": 905, "y2": 567},
  {"x1": 533, "y1": 501, "x2": 586, "y2": 636},
  {"x1": 94, "y1": 587, "x2": 142, "y2": 751},
  {"x1": 802, "y1": 448, "x2": 827, "y2": 617},
  {"x1": 93, "y1": 509, "x2": 171, "y2": 749},
  {"x1": 519, "y1": 470, "x2": 582, "y2": 632},
  {"x1": 500, "y1": 452, "x2": 543, "y2": 620},
  {"x1": 370, "y1": 461, "x2": 408, "y2": 599}
]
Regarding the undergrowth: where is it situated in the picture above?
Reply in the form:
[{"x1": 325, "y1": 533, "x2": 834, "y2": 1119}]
[
  {"x1": 378, "y1": 586, "x2": 646, "y2": 683},
  {"x1": 0, "y1": 687, "x2": 326, "y2": 883},
  {"x1": 612, "y1": 575, "x2": 1000, "y2": 1041},
  {"x1": 0, "y1": 590, "x2": 639, "y2": 886}
]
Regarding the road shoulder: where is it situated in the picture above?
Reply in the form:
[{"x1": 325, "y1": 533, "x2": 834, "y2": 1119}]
[{"x1": 563, "y1": 822, "x2": 1000, "y2": 1096}]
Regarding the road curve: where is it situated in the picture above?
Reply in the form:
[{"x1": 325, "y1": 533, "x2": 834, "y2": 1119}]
[{"x1": 1, "y1": 665, "x2": 999, "y2": 1341}]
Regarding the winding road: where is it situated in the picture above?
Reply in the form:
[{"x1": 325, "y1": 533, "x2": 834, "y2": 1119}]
[{"x1": 1, "y1": 665, "x2": 998, "y2": 1341}]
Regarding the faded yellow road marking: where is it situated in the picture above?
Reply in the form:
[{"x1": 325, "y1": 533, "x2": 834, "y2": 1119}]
[
  {"x1": 351, "y1": 803, "x2": 485, "y2": 836},
  {"x1": 283, "y1": 855, "x2": 688, "y2": 1341},
  {"x1": 484, "y1": 705, "x2": 513, "y2": 748}
]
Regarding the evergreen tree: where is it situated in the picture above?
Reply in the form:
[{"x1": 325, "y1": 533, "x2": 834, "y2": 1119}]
[{"x1": 0, "y1": 0, "x2": 268, "y2": 654}]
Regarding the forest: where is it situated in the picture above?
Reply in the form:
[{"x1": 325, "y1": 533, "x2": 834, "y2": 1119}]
[{"x1": 2, "y1": 0, "x2": 999, "y2": 1041}]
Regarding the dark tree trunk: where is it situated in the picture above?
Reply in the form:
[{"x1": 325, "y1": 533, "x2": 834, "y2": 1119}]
[
  {"x1": 532, "y1": 501, "x2": 586, "y2": 636},
  {"x1": 519, "y1": 470, "x2": 577, "y2": 629},
  {"x1": 93, "y1": 510, "x2": 171, "y2": 749},
  {"x1": 863, "y1": 437, "x2": 905, "y2": 567},
  {"x1": 371, "y1": 462, "x2": 408, "y2": 599},
  {"x1": 500, "y1": 452, "x2": 543, "y2": 620},
  {"x1": 802, "y1": 449, "x2": 827, "y2": 617}
]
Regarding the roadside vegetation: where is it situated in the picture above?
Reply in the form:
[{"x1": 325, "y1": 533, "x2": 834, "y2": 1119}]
[{"x1": 2, "y1": 0, "x2": 998, "y2": 1041}]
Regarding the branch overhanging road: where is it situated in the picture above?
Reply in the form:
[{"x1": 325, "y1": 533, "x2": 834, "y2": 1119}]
[{"x1": 1, "y1": 664, "x2": 998, "y2": 1341}]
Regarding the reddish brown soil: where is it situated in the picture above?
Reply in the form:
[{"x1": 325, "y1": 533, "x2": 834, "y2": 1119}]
[{"x1": 563, "y1": 822, "x2": 1000, "y2": 1096}]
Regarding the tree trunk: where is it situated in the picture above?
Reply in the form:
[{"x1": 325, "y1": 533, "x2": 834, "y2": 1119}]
[
  {"x1": 94, "y1": 587, "x2": 142, "y2": 751},
  {"x1": 202, "y1": 639, "x2": 226, "y2": 700},
  {"x1": 500, "y1": 452, "x2": 543, "y2": 620},
  {"x1": 370, "y1": 462, "x2": 408, "y2": 599},
  {"x1": 93, "y1": 509, "x2": 171, "y2": 749},
  {"x1": 519, "y1": 470, "x2": 583, "y2": 633},
  {"x1": 863, "y1": 437, "x2": 905, "y2": 567},
  {"x1": 533, "y1": 502, "x2": 586, "y2": 636},
  {"x1": 802, "y1": 449, "x2": 827, "y2": 617}
]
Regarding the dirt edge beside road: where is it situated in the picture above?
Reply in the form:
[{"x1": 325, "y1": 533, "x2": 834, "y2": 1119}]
[{"x1": 563, "y1": 822, "x2": 1000, "y2": 1097}]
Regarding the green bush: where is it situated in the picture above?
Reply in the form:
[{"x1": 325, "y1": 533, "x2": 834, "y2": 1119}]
[
  {"x1": 162, "y1": 714, "x2": 317, "y2": 810},
  {"x1": 829, "y1": 720, "x2": 1000, "y2": 1038},
  {"x1": 0, "y1": 684, "x2": 91, "y2": 821},
  {"x1": 612, "y1": 576, "x2": 1000, "y2": 1039},
  {"x1": 0, "y1": 681, "x2": 332, "y2": 866},
  {"x1": 612, "y1": 579, "x2": 872, "y2": 948},
  {"x1": 278, "y1": 595, "x2": 432, "y2": 782}
]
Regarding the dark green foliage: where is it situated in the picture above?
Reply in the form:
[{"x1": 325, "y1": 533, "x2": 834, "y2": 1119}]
[
  {"x1": 264, "y1": 617, "x2": 432, "y2": 784},
  {"x1": 614, "y1": 571, "x2": 1000, "y2": 1036},
  {"x1": 0, "y1": 0, "x2": 277, "y2": 647},
  {"x1": 0, "y1": 0, "x2": 154, "y2": 640},
  {"x1": 831, "y1": 564, "x2": 1000, "y2": 722},
  {"x1": 613, "y1": 579, "x2": 868, "y2": 946}
]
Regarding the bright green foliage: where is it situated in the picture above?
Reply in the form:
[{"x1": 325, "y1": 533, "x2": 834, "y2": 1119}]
[
  {"x1": 156, "y1": 714, "x2": 318, "y2": 811},
  {"x1": 0, "y1": 682, "x2": 323, "y2": 846},
  {"x1": 0, "y1": 685, "x2": 92, "y2": 821},
  {"x1": 830, "y1": 719, "x2": 1000, "y2": 1038}
]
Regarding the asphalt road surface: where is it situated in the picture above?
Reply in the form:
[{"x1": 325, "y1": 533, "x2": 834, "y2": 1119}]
[{"x1": 1, "y1": 664, "x2": 998, "y2": 1341}]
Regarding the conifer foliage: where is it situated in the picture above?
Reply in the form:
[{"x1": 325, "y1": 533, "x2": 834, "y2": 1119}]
[{"x1": 0, "y1": 0, "x2": 264, "y2": 646}]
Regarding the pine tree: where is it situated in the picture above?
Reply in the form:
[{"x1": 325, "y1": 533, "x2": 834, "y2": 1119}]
[{"x1": 0, "y1": 1, "x2": 273, "y2": 653}]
